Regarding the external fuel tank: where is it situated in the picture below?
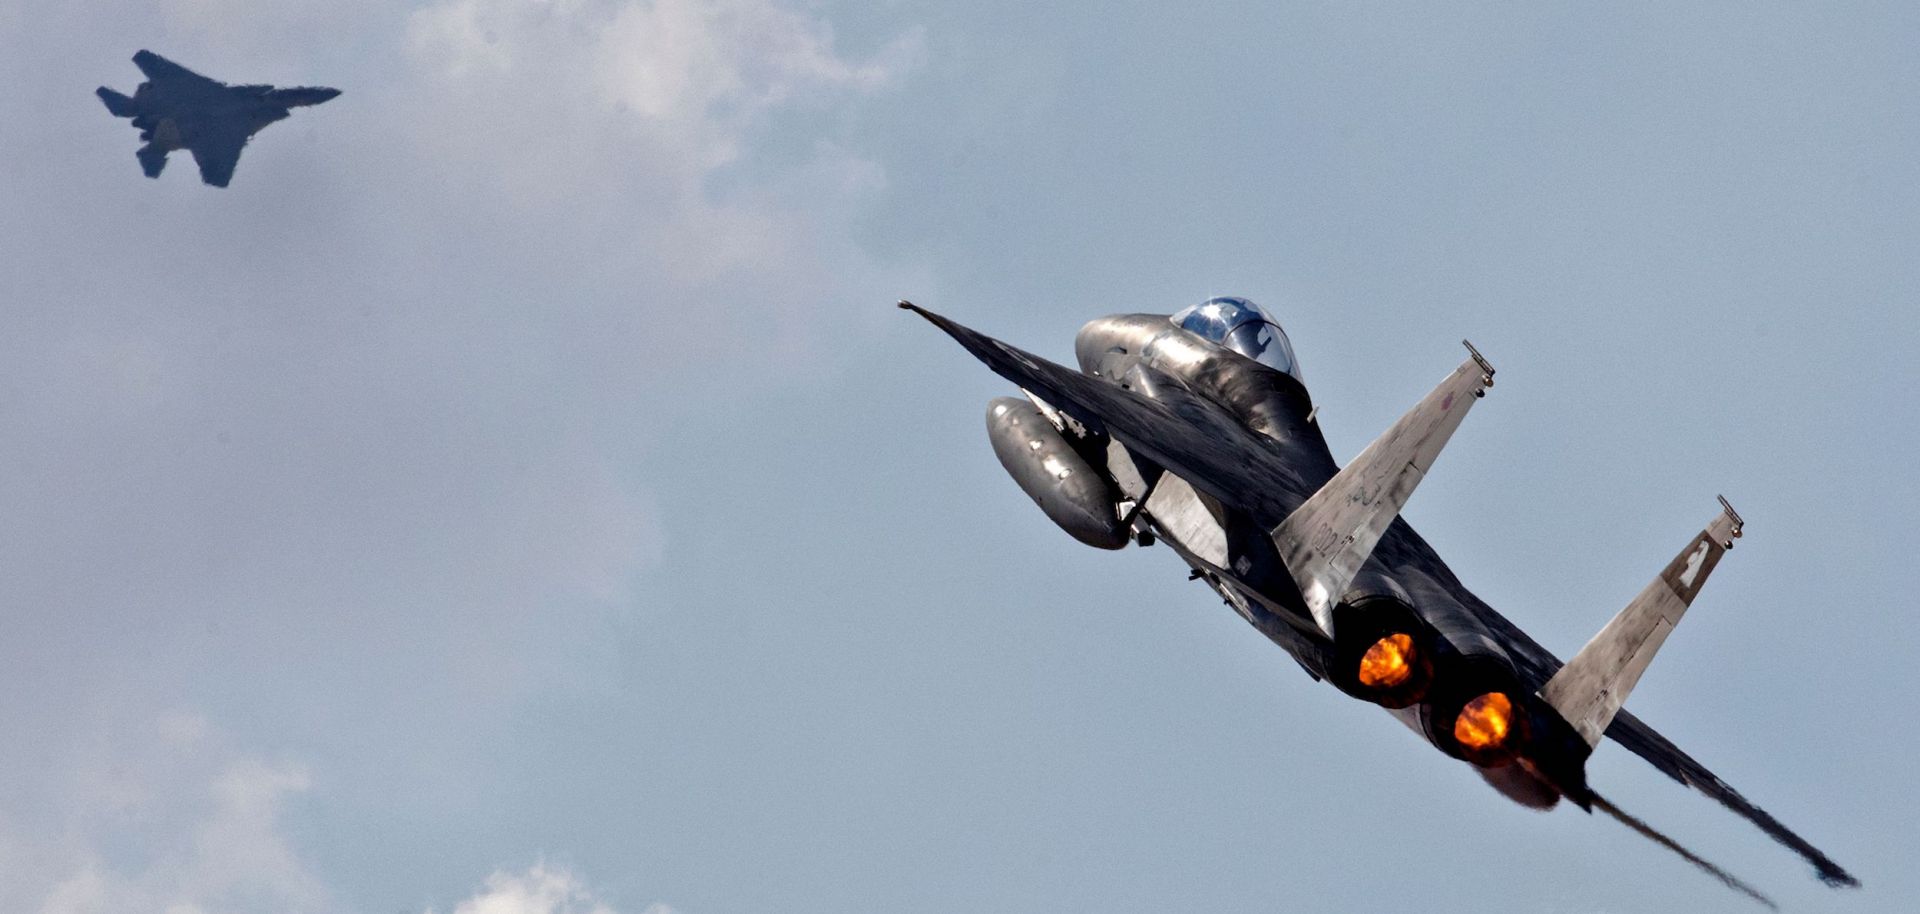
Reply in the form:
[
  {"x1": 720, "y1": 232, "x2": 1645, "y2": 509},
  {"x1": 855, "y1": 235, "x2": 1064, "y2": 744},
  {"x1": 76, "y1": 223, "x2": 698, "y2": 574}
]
[{"x1": 984, "y1": 396, "x2": 1128, "y2": 550}]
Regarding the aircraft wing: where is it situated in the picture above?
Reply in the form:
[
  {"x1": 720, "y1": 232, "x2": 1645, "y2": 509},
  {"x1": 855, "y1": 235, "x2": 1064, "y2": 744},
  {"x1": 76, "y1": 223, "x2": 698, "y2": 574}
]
[
  {"x1": 901, "y1": 303, "x2": 1318, "y2": 525},
  {"x1": 902, "y1": 301, "x2": 1336, "y2": 657},
  {"x1": 133, "y1": 50, "x2": 217, "y2": 87},
  {"x1": 188, "y1": 126, "x2": 249, "y2": 187}
]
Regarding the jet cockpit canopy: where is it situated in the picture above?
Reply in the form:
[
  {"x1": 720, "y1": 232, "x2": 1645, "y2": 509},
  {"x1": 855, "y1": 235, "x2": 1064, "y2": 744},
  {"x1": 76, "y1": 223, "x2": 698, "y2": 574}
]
[{"x1": 1170, "y1": 297, "x2": 1302, "y2": 380}]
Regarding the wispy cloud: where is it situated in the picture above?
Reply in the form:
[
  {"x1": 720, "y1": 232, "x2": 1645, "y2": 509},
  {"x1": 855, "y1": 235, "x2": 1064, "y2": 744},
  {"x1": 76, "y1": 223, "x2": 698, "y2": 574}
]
[
  {"x1": 434, "y1": 864, "x2": 674, "y2": 914},
  {"x1": 1, "y1": 0, "x2": 922, "y2": 699},
  {"x1": 13, "y1": 711, "x2": 333, "y2": 914},
  {"x1": 10, "y1": 712, "x2": 675, "y2": 914},
  {"x1": 2, "y1": 0, "x2": 924, "y2": 910}
]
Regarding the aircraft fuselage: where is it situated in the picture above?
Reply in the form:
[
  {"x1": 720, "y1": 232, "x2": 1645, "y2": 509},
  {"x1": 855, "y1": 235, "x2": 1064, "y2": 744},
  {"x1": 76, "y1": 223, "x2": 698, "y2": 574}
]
[
  {"x1": 98, "y1": 51, "x2": 338, "y2": 186},
  {"x1": 1066, "y1": 310, "x2": 1592, "y2": 809},
  {"x1": 909, "y1": 296, "x2": 1856, "y2": 893}
]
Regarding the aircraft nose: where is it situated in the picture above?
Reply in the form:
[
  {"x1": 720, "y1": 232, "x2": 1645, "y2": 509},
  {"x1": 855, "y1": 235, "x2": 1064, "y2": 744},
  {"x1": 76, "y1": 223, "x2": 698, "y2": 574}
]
[{"x1": 277, "y1": 86, "x2": 342, "y2": 107}]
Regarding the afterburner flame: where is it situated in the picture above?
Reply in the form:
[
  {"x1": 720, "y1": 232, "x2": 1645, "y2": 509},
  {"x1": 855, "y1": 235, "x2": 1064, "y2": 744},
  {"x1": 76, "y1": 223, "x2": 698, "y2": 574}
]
[
  {"x1": 1454, "y1": 692, "x2": 1515, "y2": 751},
  {"x1": 1357, "y1": 633, "x2": 1415, "y2": 689}
]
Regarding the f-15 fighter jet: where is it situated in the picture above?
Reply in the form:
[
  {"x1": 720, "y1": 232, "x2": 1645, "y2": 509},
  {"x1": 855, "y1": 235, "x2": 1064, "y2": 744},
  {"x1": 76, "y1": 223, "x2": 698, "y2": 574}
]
[
  {"x1": 97, "y1": 50, "x2": 339, "y2": 187},
  {"x1": 901, "y1": 297, "x2": 1856, "y2": 906}
]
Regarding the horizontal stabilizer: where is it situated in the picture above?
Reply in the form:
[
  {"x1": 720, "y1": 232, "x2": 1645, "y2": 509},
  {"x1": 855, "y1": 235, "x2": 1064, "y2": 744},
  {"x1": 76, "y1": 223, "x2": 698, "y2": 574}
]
[
  {"x1": 1271, "y1": 342, "x2": 1495, "y2": 636},
  {"x1": 96, "y1": 87, "x2": 137, "y2": 117},
  {"x1": 1542, "y1": 497, "x2": 1743, "y2": 746},
  {"x1": 1605, "y1": 708, "x2": 1860, "y2": 887}
]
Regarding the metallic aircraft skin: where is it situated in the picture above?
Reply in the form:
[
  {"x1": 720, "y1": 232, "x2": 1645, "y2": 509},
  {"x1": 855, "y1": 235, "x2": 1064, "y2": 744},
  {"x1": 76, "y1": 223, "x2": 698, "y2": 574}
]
[
  {"x1": 901, "y1": 298, "x2": 1857, "y2": 898},
  {"x1": 96, "y1": 50, "x2": 340, "y2": 187}
]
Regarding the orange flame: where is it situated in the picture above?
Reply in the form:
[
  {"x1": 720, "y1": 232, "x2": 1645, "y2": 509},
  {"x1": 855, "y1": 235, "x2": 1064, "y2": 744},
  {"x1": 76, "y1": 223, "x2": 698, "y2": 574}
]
[
  {"x1": 1454, "y1": 692, "x2": 1514, "y2": 751},
  {"x1": 1357, "y1": 633, "x2": 1415, "y2": 689}
]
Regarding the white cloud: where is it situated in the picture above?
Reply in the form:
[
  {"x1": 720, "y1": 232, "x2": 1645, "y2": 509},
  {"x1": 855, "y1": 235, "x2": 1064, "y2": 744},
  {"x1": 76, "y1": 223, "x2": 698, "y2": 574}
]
[
  {"x1": 398, "y1": 0, "x2": 923, "y2": 293},
  {"x1": 3, "y1": 0, "x2": 924, "y2": 907},
  {"x1": 7, "y1": 712, "x2": 672, "y2": 914},
  {"x1": 157, "y1": 0, "x2": 382, "y2": 51},
  {"x1": 406, "y1": 0, "x2": 922, "y2": 169},
  {"x1": 13, "y1": 713, "x2": 333, "y2": 914},
  {"x1": 2, "y1": 0, "x2": 922, "y2": 706},
  {"x1": 434, "y1": 865, "x2": 648, "y2": 914}
]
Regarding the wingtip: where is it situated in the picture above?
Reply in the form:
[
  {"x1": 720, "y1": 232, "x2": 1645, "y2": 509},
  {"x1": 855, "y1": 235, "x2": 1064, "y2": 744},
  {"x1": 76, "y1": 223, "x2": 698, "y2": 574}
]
[
  {"x1": 1810, "y1": 851, "x2": 1860, "y2": 888},
  {"x1": 1818, "y1": 868, "x2": 1862, "y2": 889}
]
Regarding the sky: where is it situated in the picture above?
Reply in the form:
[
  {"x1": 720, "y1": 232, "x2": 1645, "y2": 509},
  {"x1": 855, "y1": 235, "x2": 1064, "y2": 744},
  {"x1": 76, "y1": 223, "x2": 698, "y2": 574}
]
[{"x1": 1, "y1": 2, "x2": 1915, "y2": 912}]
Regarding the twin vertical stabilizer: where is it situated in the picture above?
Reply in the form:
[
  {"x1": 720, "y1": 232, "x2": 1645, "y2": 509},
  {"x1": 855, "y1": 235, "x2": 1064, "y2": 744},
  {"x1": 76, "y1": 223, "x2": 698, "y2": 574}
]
[
  {"x1": 1540, "y1": 498, "x2": 1745, "y2": 746},
  {"x1": 1265, "y1": 336, "x2": 1745, "y2": 754},
  {"x1": 1269, "y1": 341, "x2": 1496, "y2": 637}
]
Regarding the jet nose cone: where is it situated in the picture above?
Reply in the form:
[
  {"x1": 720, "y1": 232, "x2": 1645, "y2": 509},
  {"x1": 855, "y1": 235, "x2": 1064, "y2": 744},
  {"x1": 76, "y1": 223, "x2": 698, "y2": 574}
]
[{"x1": 274, "y1": 86, "x2": 342, "y2": 107}]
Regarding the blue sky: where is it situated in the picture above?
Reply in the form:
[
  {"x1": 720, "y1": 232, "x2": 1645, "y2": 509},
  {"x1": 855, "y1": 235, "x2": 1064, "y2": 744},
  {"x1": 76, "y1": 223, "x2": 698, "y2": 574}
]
[{"x1": 1, "y1": 3, "x2": 1913, "y2": 912}]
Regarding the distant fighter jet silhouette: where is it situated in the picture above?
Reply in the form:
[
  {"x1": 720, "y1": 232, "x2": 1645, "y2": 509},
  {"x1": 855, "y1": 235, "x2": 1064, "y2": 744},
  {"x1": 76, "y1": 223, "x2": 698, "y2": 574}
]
[{"x1": 97, "y1": 50, "x2": 339, "y2": 187}]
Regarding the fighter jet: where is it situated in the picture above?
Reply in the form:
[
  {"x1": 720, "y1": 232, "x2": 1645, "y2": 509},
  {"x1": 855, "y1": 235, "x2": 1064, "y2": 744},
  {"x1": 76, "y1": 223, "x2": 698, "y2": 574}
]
[
  {"x1": 96, "y1": 50, "x2": 339, "y2": 187},
  {"x1": 900, "y1": 297, "x2": 1857, "y2": 905}
]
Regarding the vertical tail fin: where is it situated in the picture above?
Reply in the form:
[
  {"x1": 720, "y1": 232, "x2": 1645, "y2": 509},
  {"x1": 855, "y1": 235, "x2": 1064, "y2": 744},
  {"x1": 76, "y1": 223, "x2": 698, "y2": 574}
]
[
  {"x1": 1270, "y1": 340, "x2": 1496, "y2": 636},
  {"x1": 1540, "y1": 497, "x2": 1744, "y2": 746}
]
